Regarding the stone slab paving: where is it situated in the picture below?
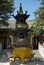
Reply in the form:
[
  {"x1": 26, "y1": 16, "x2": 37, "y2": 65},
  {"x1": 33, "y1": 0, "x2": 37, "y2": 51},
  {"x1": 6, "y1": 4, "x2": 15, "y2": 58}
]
[
  {"x1": 0, "y1": 49, "x2": 12, "y2": 62},
  {"x1": 10, "y1": 61, "x2": 44, "y2": 65},
  {"x1": 0, "y1": 62, "x2": 10, "y2": 65}
]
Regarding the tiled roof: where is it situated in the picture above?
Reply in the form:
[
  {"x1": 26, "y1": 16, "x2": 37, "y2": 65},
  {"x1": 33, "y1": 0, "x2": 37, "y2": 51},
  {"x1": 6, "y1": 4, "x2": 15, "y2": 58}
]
[{"x1": 0, "y1": 20, "x2": 33, "y2": 29}]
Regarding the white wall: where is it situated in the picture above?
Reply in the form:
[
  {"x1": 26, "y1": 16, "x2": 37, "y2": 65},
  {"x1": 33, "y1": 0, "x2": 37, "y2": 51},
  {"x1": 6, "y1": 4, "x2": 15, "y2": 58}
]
[{"x1": 39, "y1": 44, "x2": 44, "y2": 58}]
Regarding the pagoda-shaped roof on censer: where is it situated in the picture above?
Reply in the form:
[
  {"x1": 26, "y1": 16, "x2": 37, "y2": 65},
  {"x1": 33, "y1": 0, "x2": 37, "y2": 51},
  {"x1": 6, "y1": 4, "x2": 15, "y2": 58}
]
[{"x1": 12, "y1": 3, "x2": 30, "y2": 21}]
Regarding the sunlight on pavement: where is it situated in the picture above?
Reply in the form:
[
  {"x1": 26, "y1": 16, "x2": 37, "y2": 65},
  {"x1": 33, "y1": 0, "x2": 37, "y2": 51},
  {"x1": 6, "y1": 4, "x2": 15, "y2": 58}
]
[{"x1": 0, "y1": 62, "x2": 10, "y2": 65}]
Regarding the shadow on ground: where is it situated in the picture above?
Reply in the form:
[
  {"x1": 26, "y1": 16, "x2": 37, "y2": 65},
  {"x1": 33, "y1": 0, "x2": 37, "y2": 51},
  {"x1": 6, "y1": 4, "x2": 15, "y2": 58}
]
[{"x1": 10, "y1": 58, "x2": 44, "y2": 65}]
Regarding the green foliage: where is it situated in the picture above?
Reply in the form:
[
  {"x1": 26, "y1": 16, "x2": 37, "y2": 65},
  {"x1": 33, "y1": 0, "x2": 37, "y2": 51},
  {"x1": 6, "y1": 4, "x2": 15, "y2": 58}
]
[
  {"x1": 0, "y1": 0, "x2": 15, "y2": 26},
  {"x1": 31, "y1": 0, "x2": 44, "y2": 35}
]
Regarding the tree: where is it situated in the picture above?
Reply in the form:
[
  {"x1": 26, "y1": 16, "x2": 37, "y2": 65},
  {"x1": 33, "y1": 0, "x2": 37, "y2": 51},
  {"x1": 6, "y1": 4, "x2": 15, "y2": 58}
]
[
  {"x1": 0, "y1": 0, "x2": 15, "y2": 26},
  {"x1": 31, "y1": 0, "x2": 44, "y2": 35}
]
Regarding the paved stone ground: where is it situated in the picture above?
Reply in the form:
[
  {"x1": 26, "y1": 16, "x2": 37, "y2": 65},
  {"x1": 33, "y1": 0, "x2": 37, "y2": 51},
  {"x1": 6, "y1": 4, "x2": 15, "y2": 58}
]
[
  {"x1": 0, "y1": 49, "x2": 44, "y2": 65},
  {"x1": 0, "y1": 49, "x2": 12, "y2": 62}
]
